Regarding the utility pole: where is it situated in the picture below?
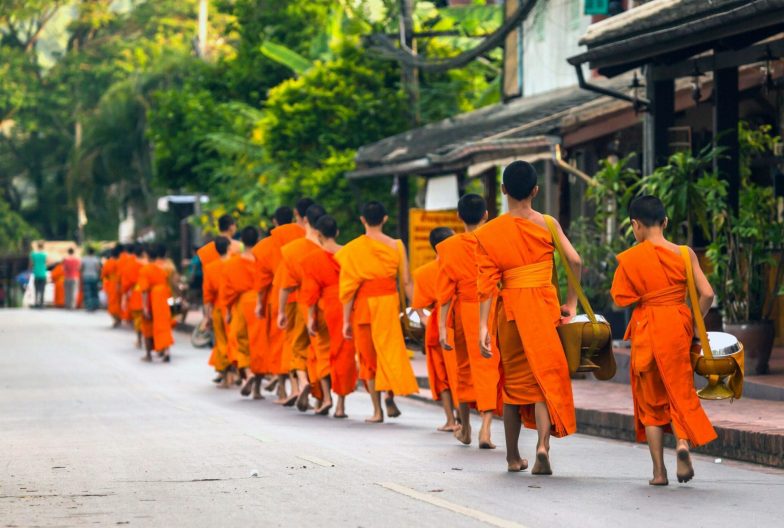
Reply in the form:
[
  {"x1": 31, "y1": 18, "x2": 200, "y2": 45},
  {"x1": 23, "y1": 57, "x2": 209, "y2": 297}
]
[{"x1": 397, "y1": 0, "x2": 419, "y2": 246}]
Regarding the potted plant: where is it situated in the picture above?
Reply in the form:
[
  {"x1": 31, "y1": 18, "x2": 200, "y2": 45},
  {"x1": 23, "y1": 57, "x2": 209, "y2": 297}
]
[{"x1": 703, "y1": 123, "x2": 784, "y2": 374}]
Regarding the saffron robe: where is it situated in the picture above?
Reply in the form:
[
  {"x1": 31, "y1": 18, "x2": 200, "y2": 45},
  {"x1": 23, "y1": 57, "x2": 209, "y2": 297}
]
[
  {"x1": 138, "y1": 261, "x2": 174, "y2": 352},
  {"x1": 102, "y1": 258, "x2": 121, "y2": 319},
  {"x1": 203, "y1": 259, "x2": 230, "y2": 372},
  {"x1": 197, "y1": 238, "x2": 242, "y2": 268},
  {"x1": 412, "y1": 259, "x2": 458, "y2": 403},
  {"x1": 611, "y1": 241, "x2": 717, "y2": 446},
  {"x1": 336, "y1": 235, "x2": 418, "y2": 396},
  {"x1": 51, "y1": 264, "x2": 65, "y2": 308},
  {"x1": 301, "y1": 248, "x2": 358, "y2": 397},
  {"x1": 223, "y1": 254, "x2": 261, "y2": 371},
  {"x1": 279, "y1": 237, "x2": 330, "y2": 397},
  {"x1": 122, "y1": 257, "x2": 144, "y2": 333},
  {"x1": 474, "y1": 214, "x2": 576, "y2": 437},
  {"x1": 117, "y1": 253, "x2": 134, "y2": 321},
  {"x1": 436, "y1": 233, "x2": 501, "y2": 413},
  {"x1": 252, "y1": 224, "x2": 305, "y2": 375}
]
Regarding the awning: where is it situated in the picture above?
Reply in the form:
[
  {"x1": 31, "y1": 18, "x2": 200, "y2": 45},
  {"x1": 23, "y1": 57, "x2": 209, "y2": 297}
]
[
  {"x1": 568, "y1": 0, "x2": 784, "y2": 77},
  {"x1": 347, "y1": 76, "x2": 632, "y2": 180}
]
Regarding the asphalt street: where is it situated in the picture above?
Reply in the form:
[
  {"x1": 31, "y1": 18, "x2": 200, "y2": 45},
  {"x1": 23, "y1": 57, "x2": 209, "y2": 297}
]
[{"x1": 1, "y1": 309, "x2": 782, "y2": 527}]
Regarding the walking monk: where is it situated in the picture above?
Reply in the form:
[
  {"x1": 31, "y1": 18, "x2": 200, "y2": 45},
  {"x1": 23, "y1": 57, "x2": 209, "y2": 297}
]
[
  {"x1": 611, "y1": 195, "x2": 716, "y2": 486},
  {"x1": 278, "y1": 203, "x2": 328, "y2": 412},
  {"x1": 51, "y1": 262, "x2": 65, "y2": 308},
  {"x1": 253, "y1": 205, "x2": 305, "y2": 404},
  {"x1": 413, "y1": 227, "x2": 459, "y2": 432},
  {"x1": 438, "y1": 194, "x2": 500, "y2": 448},
  {"x1": 336, "y1": 201, "x2": 419, "y2": 423},
  {"x1": 122, "y1": 244, "x2": 147, "y2": 349},
  {"x1": 202, "y1": 236, "x2": 233, "y2": 387},
  {"x1": 301, "y1": 215, "x2": 358, "y2": 418},
  {"x1": 475, "y1": 161, "x2": 580, "y2": 474},
  {"x1": 223, "y1": 227, "x2": 262, "y2": 398},
  {"x1": 197, "y1": 214, "x2": 242, "y2": 267},
  {"x1": 138, "y1": 244, "x2": 176, "y2": 362},
  {"x1": 102, "y1": 245, "x2": 122, "y2": 327}
]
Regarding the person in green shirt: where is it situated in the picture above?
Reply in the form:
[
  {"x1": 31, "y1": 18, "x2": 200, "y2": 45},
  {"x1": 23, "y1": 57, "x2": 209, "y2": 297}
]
[{"x1": 30, "y1": 242, "x2": 48, "y2": 308}]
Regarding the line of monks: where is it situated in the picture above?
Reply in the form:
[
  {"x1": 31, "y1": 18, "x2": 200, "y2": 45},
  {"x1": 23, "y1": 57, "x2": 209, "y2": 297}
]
[{"x1": 103, "y1": 161, "x2": 718, "y2": 485}]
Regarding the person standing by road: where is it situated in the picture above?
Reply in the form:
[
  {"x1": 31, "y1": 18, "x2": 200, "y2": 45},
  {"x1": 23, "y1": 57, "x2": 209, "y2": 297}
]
[
  {"x1": 30, "y1": 242, "x2": 48, "y2": 308},
  {"x1": 81, "y1": 247, "x2": 102, "y2": 312},
  {"x1": 62, "y1": 248, "x2": 81, "y2": 310}
]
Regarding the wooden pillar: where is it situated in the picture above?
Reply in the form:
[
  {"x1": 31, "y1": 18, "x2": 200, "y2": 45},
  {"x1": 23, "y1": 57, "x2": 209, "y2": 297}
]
[
  {"x1": 397, "y1": 175, "x2": 410, "y2": 246},
  {"x1": 558, "y1": 168, "x2": 571, "y2": 231},
  {"x1": 643, "y1": 68, "x2": 674, "y2": 175},
  {"x1": 482, "y1": 167, "x2": 498, "y2": 219},
  {"x1": 713, "y1": 66, "x2": 740, "y2": 213}
]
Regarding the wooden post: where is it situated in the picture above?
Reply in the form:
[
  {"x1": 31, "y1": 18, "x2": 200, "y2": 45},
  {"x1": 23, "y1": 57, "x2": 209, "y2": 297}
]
[
  {"x1": 643, "y1": 68, "x2": 674, "y2": 175},
  {"x1": 482, "y1": 167, "x2": 498, "y2": 219},
  {"x1": 558, "y1": 168, "x2": 571, "y2": 231},
  {"x1": 397, "y1": 175, "x2": 410, "y2": 246},
  {"x1": 713, "y1": 66, "x2": 740, "y2": 213}
]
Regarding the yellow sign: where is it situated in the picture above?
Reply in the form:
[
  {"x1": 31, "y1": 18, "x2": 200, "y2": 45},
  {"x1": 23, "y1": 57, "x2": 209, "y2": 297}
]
[{"x1": 408, "y1": 209, "x2": 465, "y2": 272}]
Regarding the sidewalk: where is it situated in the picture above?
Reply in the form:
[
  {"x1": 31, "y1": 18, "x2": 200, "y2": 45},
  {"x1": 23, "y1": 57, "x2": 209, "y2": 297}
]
[{"x1": 408, "y1": 352, "x2": 784, "y2": 468}]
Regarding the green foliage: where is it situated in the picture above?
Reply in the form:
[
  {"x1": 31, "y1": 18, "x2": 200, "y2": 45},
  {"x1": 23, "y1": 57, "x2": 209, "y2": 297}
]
[
  {"x1": 705, "y1": 123, "x2": 784, "y2": 322},
  {"x1": 0, "y1": 194, "x2": 39, "y2": 255}
]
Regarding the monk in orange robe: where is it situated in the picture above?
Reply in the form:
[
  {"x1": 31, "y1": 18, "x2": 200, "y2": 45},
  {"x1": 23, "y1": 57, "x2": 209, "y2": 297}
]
[
  {"x1": 336, "y1": 201, "x2": 419, "y2": 423},
  {"x1": 102, "y1": 245, "x2": 122, "y2": 327},
  {"x1": 197, "y1": 213, "x2": 242, "y2": 267},
  {"x1": 202, "y1": 236, "x2": 233, "y2": 386},
  {"x1": 413, "y1": 227, "x2": 459, "y2": 432},
  {"x1": 611, "y1": 195, "x2": 717, "y2": 486},
  {"x1": 278, "y1": 202, "x2": 329, "y2": 412},
  {"x1": 122, "y1": 244, "x2": 147, "y2": 349},
  {"x1": 253, "y1": 206, "x2": 305, "y2": 404},
  {"x1": 476, "y1": 161, "x2": 580, "y2": 474},
  {"x1": 301, "y1": 215, "x2": 358, "y2": 418},
  {"x1": 438, "y1": 194, "x2": 500, "y2": 448},
  {"x1": 51, "y1": 263, "x2": 65, "y2": 308},
  {"x1": 138, "y1": 243, "x2": 176, "y2": 362},
  {"x1": 224, "y1": 227, "x2": 263, "y2": 398},
  {"x1": 117, "y1": 248, "x2": 134, "y2": 324}
]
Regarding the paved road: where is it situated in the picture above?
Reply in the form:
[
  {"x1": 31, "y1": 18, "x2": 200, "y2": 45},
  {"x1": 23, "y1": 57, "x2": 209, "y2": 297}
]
[{"x1": 1, "y1": 309, "x2": 782, "y2": 527}]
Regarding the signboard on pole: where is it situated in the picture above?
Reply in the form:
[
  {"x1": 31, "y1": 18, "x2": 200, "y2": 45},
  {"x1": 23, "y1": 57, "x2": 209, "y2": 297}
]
[{"x1": 408, "y1": 209, "x2": 465, "y2": 272}]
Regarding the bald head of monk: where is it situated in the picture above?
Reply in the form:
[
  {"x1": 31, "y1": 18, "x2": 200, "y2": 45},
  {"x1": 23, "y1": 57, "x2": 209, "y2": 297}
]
[
  {"x1": 429, "y1": 227, "x2": 454, "y2": 254},
  {"x1": 295, "y1": 198, "x2": 315, "y2": 226},
  {"x1": 457, "y1": 193, "x2": 488, "y2": 230},
  {"x1": 218, "y1": 214, "x2": 237, "y2": 238},
  {"x1": 214, "y1": 236, "x2": 230, "y2": 257},
  {"x1": 240, "y1": 226, "x2": 259, "y2": 249},
  {"x1": 360, "y1": 201, "x2": 388, "y2": 228},
  {"x1": 315, "y1": 214, "x2": 338, "y2": 241},
  {"x1": 111, "y1": 244, "x2": 123, "y2": 259},
  {"x1": 628, "y1": 195, "x2": 669, "y2": 243},
  {"x1": 273, "y1": 206, "x2": 294, "y2": 227},
  {"x1": 503, "y1": 160, "x2": 539, "y2": 202}
]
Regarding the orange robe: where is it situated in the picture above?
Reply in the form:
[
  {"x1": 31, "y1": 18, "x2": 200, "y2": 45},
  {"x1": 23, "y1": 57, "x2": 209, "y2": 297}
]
[
  {"x1": 117, "y1": 253, "x2": 134, "y2": 321},
  {"x1": 102, "y1": 258, "x2": 121, "y2": 319},
  {"x1": 122, "y1": 257, "x2": 144, "y2": 333},
  {"x1": 279, "y1": 237, "x2": 328, "y2": 388},
  {"x1": 51, "y1": 264, "x2": 65, "y2": 308},
  {"x1": 413, "y1": 259, "x2": 458, "y2": 403},
  {"x1": 301, "y1": 248, "x2": 358, "y2": 397},
  {"x1": 223, "y1": 254, "x2": 261, "y2": 372},
  {"x1": 436, "y1": 233, "x2": 501, "y2": 413},
  {"x1": 611, "y1": 241, "x2": 717, "y2": 446},
  {"x1": 252, "y1": 224, "x2": 305, "y2": 375},
  {"x1": 335, "y1": 235, "x2": 418, "y2": 396},
  {"x1": 138, "y1": 261, "x2": 174, "y2": 352},
  {"x1": 203, "y1": 258, "x2": 230, "y2": 372},
  {"x1": 197, "y1": 239, "x2": 242, "y2": 268},
  {"x1": 474, "y1": 214, "x2": 576, "y2": 437}
]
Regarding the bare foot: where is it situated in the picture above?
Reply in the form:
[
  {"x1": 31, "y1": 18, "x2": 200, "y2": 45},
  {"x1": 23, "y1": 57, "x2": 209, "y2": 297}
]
[
  {"x1": 385, "y1": 397, "x2": 401, "y2": 418},
  {"x1": 315, "y1": 401, "x2": 333, "y2": 416},
  {"x1": 649, "y1": 468, "x2": 669, "y2": 486},
  {"x1": 437, "y1": 423, "x2": 460, "y2": 432},
  {"x1": 140, "y1": 355, "x2": 152, "y2": 362},
  {"x1": 676, "y1": 449, "x2": 695, "y2": 483},
  {"x1": 507, "y1": 458, "x2": 529, "y2": 472},
  {"x1": 240, "y1": 376, "x2": 255, "y2": 397},
  {"x1": 531, "y1": 450, "x2": 552, "y2": 475},
  {"x1": 281, "y1": 393, "x2": 298, "y2": 407},
  {"x1": 295, "y1": 385, "x2": 311, "y2": 412},
  {"x1": 365, "y1": 414, "x2": 384, "y2": 423},
  {"x1": 453, "y1": 425, "x2": 472, "y2": 445},
  {"x1": 334, "y1": 412, "x2": 348, "y2": 419},
  {"x1": 263, "y1": 377, "x2": 279, "y2": 393},
  {"x1": 478, "y1": 427, "x2": 496, "y2": 449}
]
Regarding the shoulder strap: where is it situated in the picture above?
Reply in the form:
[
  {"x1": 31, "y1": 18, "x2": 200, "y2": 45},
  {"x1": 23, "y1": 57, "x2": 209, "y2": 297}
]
[
  {"x1": 680, "y1": 246, "x2": 714, "y2": 360},
  {"x1": 543, "y1": 215, "x2": 597, "y2": 324}
]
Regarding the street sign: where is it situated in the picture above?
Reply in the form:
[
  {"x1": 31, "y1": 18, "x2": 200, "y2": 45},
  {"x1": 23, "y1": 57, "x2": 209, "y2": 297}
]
[{"x1": 408, "y1": 209, "x2": 464, "y2": 272}]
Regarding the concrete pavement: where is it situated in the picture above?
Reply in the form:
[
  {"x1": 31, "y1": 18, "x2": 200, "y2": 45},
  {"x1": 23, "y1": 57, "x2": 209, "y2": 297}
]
[{"x1": 1, "y1": 309, "x2": 783, "y2": 527}]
